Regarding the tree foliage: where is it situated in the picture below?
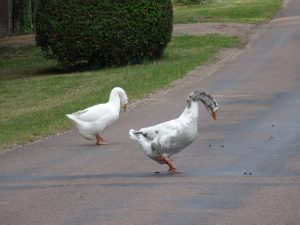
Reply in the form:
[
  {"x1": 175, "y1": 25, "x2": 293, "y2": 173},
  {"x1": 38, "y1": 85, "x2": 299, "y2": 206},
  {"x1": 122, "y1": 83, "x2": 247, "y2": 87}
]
[{"x1": 35, "y1": 0, "x2": 173, "y2": 69}]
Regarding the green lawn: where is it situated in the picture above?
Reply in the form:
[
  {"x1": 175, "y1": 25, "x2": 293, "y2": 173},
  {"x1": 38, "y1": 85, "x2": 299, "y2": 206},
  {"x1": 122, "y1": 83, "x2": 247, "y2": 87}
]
[
  {"x1": 173, "y1": 0, "x2": 283, "y2": 23},
  {"x1": 0, "y1": 35, "x2": 239, "y2": 150},
  {"x1": 0, "y1": 0, "x2": 284, "y2": 150}
]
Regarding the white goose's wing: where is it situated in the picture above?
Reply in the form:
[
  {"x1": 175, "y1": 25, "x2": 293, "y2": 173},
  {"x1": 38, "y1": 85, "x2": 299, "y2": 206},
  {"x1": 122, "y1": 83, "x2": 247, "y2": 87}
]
[{"x1": 72, "y1": 103, "x2": 113, "y2": 122}]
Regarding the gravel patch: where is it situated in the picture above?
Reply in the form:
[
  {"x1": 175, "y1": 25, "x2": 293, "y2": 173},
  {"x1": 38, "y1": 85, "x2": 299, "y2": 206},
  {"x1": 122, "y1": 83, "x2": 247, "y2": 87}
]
[{"x1": 173, "y1": 22, "x2": 259, "y2": 44}]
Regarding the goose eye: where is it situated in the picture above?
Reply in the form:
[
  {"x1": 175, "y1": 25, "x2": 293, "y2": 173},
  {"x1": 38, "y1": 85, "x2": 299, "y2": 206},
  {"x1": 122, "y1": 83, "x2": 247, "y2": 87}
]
[{"x1": 155, "y1": 130, "x2": 159, "y2": 134}]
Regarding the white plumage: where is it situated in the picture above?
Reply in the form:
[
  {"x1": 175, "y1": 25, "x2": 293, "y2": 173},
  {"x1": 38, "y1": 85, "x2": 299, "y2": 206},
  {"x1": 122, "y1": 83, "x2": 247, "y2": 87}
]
[
  {"x1": 67, "y1": 87, "x2": 128, "y2": 145},
  {"x1": 129, "y1": 91, "x2": 218, "y2": 173}
]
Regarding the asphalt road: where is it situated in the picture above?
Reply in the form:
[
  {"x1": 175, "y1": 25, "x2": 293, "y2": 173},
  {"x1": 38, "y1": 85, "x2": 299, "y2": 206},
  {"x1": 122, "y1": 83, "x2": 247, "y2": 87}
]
[{"x1": 1, "y1": 1, "x2": 300, "y2": 224}]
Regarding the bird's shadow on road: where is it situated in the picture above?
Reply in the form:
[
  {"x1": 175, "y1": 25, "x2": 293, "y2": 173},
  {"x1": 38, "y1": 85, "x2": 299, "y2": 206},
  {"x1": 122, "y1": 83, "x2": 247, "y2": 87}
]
[{"x1": 0, "y1": 172, "x2": 186, "y2": 191}]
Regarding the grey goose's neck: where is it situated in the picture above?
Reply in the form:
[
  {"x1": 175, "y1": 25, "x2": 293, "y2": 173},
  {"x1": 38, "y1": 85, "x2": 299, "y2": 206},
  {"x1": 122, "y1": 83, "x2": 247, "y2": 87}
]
[{"x1": 179, "y1": 100, "x2": 199, "y2": 121}]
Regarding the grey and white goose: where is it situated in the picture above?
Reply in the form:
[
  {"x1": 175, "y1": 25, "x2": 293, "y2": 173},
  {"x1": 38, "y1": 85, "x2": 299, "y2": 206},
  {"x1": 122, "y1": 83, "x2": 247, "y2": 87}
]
[{"x1": 129, "y1": 91, "x2": 218, "y2": 174}]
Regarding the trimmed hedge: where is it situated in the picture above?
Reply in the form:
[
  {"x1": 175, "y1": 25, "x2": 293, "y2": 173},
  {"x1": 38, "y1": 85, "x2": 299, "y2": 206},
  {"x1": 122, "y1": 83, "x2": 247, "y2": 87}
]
[{"x1": 36, "y1": 0, "x2": 173, "y2": 68}]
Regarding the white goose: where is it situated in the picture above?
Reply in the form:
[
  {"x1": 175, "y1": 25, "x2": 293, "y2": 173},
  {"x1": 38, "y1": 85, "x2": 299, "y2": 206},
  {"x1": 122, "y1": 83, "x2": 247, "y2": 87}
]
[
  {"x1": 67, "y1": 87, "x2": 128, "y2": 145},
  {"x1": 129, "y1": 91, "x2": 218, "y2": 173}
]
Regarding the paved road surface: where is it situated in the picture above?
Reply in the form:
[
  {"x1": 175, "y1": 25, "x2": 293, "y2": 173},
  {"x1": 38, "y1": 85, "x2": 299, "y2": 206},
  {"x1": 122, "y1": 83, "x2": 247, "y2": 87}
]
[{"x1": 1, "y1": 0, "x2": 300, "y2": 224}]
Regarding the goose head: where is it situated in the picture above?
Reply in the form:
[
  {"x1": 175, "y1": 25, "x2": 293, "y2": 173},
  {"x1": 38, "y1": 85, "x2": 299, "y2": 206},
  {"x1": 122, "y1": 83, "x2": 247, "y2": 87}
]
[
  {"x1": 111, "y1": 87, "x2": 128, "y2": 112},
  {"x1": 120, "y1": 90, "x2": 128, "y2": 112},
  {"x1": 188, "y1": 91, "x2": 218, "y2": 120}
]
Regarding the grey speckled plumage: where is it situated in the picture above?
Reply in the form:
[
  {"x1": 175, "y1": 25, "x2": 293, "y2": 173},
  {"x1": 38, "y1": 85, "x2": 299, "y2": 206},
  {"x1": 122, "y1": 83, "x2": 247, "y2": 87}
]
[{"x1": 129, "y1": 90, "x2": 218, "y2": 173}]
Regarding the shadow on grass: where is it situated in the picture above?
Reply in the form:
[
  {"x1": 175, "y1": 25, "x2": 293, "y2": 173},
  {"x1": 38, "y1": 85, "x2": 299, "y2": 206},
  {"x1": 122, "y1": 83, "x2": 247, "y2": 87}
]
[
  {"x1": 0, "y1": 66, "x2": 66, "y2": 81},
  {"x1": 32, "y1": 66, "x2": 66, "y2": 76},
  {"x1": 3, "y1": 62, "x2": 109, "y2": 81}
]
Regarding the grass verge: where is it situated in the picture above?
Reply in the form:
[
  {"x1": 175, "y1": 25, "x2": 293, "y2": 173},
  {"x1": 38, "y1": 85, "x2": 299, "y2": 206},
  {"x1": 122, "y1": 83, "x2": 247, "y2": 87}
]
[
  {"x1": 173, "y1": 0, "x2": 283, "y2": 24},
  {"x1": 0, "y1": 35, "x2": 239, "y2": 150}
]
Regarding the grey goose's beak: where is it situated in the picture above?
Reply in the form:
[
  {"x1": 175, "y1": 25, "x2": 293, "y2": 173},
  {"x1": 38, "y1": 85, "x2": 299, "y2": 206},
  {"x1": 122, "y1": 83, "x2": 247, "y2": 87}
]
[{"x1": 211, "y1": 111, "x2": 217, "y2": 120}]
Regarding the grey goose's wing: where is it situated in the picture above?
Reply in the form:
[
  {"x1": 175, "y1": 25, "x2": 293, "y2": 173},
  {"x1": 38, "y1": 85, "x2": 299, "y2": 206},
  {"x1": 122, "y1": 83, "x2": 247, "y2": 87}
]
[{"x1": 150, "y1": 129, "x2": 195, "y2": 157}]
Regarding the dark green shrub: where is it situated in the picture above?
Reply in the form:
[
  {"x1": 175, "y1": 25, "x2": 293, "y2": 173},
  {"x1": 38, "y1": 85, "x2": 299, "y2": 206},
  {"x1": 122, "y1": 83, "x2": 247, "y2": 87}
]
[
  {"x1": 174, "y1": 0, "x2": 210, "y2": 5},
  {"x1": 35, "y1": 0, "x2": 173, "y2": 69}
]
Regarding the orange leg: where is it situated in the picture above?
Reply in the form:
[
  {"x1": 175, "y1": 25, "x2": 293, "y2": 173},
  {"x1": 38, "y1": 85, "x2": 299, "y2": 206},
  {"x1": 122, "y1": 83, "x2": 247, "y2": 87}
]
[
  {"x1": 96, "y1": 135, "x2": 108, "y2": 145},
  {"x1": 155, "y1": 156, "x2": 177, "y2": 174}
]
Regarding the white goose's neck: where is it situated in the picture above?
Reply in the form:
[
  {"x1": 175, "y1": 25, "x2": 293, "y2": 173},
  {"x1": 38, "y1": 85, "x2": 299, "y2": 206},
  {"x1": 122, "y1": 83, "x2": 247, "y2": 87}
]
[
  {"x1": 179, "y1": 101, "x2": 198, "y2": 121},
  {"x1": 108, "y1": 90, "x2": 121, "y2": 106}
]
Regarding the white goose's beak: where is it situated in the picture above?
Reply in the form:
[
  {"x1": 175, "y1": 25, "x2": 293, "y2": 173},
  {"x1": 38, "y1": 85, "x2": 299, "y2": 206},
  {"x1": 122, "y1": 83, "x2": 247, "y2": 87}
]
[
  {"x1": 211, "y1": 111, "x2": 217, "y2": 120},
  {"x1": 123, "y1": 104, "x2": 128, "y2": 112}
]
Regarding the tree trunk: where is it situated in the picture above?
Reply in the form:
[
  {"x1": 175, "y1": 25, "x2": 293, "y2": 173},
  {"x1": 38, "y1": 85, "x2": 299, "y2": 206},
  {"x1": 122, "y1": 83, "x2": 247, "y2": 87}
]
[
  {"x1": 12, "y1": 0, "x2": 20, "y2": 33},
  {"x1": 12, "y1": 0, "x2": 39, "y2": 34}
]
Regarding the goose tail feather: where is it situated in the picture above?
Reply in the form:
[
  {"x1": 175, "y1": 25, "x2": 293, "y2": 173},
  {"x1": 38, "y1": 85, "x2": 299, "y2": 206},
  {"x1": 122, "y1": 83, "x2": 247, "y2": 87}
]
[
  {"x1": 129, "y1": 129, "x2": 140, "y2": 141},
  {"x1": 66, "y1": 114, "x2": 85, "y2": 127},
  {"x1": 66, "y1": 113, "x2": 77, "y2": 122}
]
